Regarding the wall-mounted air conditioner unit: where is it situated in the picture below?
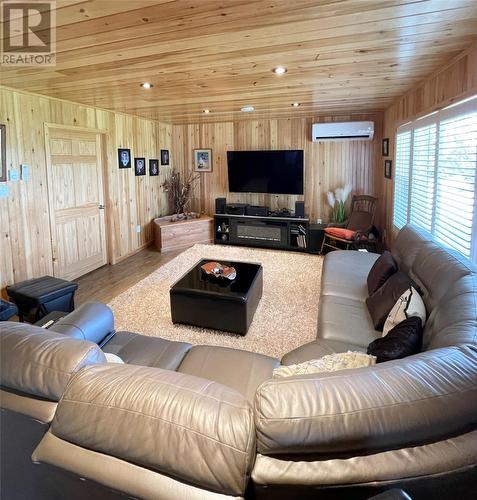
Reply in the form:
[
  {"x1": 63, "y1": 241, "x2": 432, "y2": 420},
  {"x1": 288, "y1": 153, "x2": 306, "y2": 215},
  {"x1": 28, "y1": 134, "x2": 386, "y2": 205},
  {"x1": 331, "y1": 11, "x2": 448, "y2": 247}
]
[{"x1": 312, "y1": 121, "x2": 374, "y2": 141}]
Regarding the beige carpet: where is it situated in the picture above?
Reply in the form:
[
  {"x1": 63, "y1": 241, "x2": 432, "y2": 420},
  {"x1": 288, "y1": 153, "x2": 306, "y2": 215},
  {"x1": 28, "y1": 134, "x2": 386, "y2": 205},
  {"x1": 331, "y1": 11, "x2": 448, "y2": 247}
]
[{"x1": 108, "y1": 244, "x2": 323, "y2": 359}]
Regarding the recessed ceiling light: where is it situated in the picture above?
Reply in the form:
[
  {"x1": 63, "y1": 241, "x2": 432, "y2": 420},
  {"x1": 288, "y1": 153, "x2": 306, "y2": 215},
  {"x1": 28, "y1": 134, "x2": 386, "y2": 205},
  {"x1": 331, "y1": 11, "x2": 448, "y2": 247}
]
[
  {"x1": 292, "y1": 102, "x2": 300, "y2": 107},
  {"x1": 140, "y1": 82, "x2": 153, "y2": 89},
  {"x1": 273, "y1": 66, "x2": 287, "y2": 75},
  {"x1": 241, "y1": 106, "x2": 255, "y2": 112},
  {"x1": 203, "y1": 109, "x2": 211, "y2": 114}
]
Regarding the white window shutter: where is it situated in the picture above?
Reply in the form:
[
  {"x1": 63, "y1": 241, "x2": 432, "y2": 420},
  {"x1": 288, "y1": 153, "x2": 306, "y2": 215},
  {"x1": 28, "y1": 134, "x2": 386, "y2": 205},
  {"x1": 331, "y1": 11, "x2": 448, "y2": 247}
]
[
  {"x1": 393, "y1": 130, "x2": 412, "y2": 229},
  {"x1": 434, "y1": 111, "x2": 477, "y2": 259},
  {"x1": 410, "y1": 124, "x2": 437, "y2": 232}
]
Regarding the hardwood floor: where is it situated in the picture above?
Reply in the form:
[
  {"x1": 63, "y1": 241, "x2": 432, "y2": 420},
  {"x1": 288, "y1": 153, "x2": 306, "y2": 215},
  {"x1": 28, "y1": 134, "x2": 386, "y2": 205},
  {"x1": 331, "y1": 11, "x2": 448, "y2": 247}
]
[{"x1": 75, "y1": 246, "x2": 182, "y2": 305}]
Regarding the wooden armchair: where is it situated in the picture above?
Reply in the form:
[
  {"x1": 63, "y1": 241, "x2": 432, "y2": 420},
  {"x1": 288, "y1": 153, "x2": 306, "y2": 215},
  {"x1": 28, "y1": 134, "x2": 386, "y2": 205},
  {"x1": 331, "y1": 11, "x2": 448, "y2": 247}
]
[{"x1": 321, "y1": 195, "x2": 377, "y2": 252}]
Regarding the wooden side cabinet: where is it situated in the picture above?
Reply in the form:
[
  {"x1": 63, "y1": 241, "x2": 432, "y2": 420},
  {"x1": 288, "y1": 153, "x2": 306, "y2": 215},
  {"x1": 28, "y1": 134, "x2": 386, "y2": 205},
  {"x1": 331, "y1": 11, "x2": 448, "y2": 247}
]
[{"x1": 153, "y1": 215, "x2": 213, "y2": 252}]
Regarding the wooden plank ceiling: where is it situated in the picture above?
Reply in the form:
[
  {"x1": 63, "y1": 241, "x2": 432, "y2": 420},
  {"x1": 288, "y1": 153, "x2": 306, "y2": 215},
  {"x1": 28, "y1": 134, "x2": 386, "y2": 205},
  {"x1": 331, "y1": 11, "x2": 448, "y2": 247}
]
[{"x1": 1, "y1": 0, "x2": 477, "y2": 124}]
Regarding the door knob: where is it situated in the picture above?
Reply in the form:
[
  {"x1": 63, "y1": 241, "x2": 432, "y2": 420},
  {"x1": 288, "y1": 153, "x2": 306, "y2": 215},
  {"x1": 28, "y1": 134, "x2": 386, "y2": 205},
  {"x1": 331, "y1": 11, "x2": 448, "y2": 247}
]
[{"x1": 99, "y1": 204, "x2": 105, "y2": 210}]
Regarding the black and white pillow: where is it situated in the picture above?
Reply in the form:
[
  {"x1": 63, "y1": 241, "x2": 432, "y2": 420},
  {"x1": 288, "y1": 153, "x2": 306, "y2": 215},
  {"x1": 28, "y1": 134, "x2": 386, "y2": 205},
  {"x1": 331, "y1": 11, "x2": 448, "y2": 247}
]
[{"x1": 382, "y1": 286, "x2": 426, "y2": 337}]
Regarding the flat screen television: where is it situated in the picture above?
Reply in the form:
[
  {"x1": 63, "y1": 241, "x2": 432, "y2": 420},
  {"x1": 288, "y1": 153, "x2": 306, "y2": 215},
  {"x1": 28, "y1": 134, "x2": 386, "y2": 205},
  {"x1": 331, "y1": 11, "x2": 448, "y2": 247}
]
[{"x1": 227, "y1": 150, "x2": 304, "y2": 195}]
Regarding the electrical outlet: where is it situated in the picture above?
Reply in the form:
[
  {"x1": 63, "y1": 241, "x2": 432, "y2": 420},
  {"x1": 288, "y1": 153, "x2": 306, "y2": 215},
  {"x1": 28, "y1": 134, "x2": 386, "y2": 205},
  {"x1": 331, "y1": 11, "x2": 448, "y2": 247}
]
[
  {"x1": 21, "y1": 164, "x2": 29, "y2": 181},
  {"x1": 136, "y1": 225, "x2": 141, "y2": 233},
  {"x1": 8, "y1": 169, "x2": 20, "y2": 182}
]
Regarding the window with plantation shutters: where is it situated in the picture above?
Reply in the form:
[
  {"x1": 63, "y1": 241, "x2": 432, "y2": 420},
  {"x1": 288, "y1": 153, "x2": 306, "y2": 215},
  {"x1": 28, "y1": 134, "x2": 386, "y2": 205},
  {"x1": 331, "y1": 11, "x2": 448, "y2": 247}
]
[
  {"x1": 392, "y1": 130, "x2": 411, "y2": 229},
  {"x1": 434, "y1": 109, "x2": 477, "y2": 259},
  {"x1": 393, "y1": 95, "x2": 477, "y2": 264}
]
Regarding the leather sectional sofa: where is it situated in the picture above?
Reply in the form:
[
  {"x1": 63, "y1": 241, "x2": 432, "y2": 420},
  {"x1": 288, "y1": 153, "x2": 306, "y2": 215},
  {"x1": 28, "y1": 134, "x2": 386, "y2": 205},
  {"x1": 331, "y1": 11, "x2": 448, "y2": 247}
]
[{"x1": 1, "y1": 225, "x2": 476, "y2": 500}]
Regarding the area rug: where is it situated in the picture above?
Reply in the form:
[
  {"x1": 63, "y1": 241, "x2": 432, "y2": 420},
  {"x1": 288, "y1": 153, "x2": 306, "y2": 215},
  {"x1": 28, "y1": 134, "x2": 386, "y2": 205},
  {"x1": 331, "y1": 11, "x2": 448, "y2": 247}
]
[{"x1": 108, "y1": 244, "x2": 323, "y2": 359}]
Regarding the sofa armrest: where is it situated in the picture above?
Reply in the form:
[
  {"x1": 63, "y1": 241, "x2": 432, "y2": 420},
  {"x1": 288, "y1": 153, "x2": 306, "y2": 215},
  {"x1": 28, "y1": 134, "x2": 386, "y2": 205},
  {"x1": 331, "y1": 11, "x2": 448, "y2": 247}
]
[
  {"x1": 255, "y1": 345, "x2": 477, "y2": 455},
  {"x1": 34, "y1": 364, "x2": 255, "y2": 497},
  {"x1": 49, "y1": 301, "x2": 114, "y2": 345}
]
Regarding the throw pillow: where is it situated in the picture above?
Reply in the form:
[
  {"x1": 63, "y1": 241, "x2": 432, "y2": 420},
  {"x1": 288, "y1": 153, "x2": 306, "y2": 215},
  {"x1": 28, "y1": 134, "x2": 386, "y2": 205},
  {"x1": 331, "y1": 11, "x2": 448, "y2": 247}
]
[
  {"x1": 367, "y1": 251, "x2": 398, "y2": 295},
  {"x1": 273, "y1": 351, "x2": 376, "y2": 378},
  {"x1": 365, "y1": 271, "x2": 415, "y2": 330},
  {"x1": 383, "y1": 286, "x2": 426, "y2": 337},
  {"x1": 324, "y1": 227, "x2": 356, "y2": 240},
  {"x1": 367, "y1": 316, "x2": 423, "y2": 363},
  {"x1": 104, "y1": 353, "x2": 124, "y2": 364}
]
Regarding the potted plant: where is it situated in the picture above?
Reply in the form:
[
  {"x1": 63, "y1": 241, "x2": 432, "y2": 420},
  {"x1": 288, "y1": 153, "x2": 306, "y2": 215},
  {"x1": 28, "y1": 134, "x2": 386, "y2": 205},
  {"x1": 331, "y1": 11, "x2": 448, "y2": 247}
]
[{"x1": 326, "y1": 183, "x2": 353, "y2": 224}]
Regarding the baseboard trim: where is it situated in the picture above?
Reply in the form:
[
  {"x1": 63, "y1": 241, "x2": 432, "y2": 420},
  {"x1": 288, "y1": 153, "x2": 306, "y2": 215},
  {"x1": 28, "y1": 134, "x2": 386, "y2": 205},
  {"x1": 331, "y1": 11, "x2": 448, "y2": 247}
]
[{"x1": 114, "y1": 241, "x2": 154, "y2": 264}]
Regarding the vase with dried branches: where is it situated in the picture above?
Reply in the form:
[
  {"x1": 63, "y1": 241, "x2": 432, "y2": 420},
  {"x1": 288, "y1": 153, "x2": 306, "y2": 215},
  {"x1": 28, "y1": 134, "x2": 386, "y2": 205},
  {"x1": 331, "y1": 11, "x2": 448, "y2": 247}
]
[{"x1": 162, "y1": 169, "x2": 200, "y2": 221}]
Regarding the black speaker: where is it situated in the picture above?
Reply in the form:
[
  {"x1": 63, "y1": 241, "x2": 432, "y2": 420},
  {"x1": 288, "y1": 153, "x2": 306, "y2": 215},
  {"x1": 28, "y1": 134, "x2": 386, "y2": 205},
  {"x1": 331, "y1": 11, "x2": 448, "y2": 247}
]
[
  {"x1": 246, "y1": 205, "x2": 269, "y2": 217},
  {"x1": 226, "y1": 203, "x2": 248, "y2": 215},
  {"x1": 295, "y1": 201, "x2": 305, "y2": 218},
  {"x1": 215, "y1": 197, "x2": 226, "y2": 214},
  {"x1": 308, "y1": 224, "x2": 326, "y2": 254}
]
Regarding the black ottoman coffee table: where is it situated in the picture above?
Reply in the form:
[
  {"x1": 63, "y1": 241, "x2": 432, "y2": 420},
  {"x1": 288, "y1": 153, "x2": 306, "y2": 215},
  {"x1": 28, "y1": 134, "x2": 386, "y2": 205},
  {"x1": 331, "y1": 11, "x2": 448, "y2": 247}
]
[{"x1": 170, "y1": 259, "x2": 263, "y2": 335}]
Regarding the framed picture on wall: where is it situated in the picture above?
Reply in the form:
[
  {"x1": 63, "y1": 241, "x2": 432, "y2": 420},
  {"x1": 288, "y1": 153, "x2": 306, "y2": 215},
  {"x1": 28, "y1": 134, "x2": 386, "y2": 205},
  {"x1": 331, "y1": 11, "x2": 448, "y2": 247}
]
[
  {"x1": 0, "y1": 124, "x2": 6, "y2": 182},
  {"x1": 384, "y1": 159, "x2": 392, "y2": 179},
  {"x1": 382, "y1": 138, "x2": 389, "y2": 156},
  {"x1": 194, "y1": 149, "x2": 212, "y2": 172},
  {"x1": 118, "y1": 148, "x2": 131, "y2": 168},
  {"x1": 134, "y1": 157, "x2": 146, "y2": 176},
  {"x1": 160, "y1": 149, "x2": 170, "y2": 165},
  {"x1": 149, "y1": 159, "x2": 159, "y2": 176}
]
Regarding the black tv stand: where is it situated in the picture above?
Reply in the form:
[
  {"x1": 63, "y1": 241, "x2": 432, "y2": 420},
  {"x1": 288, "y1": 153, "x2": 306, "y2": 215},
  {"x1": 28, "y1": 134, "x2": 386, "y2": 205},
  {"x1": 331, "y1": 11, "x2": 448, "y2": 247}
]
[{"x1": 214, "y1": 213, "x2": 309, "y2": 252}]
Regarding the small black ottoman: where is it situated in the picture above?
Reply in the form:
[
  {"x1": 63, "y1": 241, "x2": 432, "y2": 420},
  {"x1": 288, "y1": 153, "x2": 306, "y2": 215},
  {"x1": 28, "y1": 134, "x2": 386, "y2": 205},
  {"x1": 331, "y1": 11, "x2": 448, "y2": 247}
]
[
  {"x1": 170, "y1": 259, "x2": 263, "y2": 335},
  {"x1": 7, "y1": 276, "x2": 78, "y2": 323},
  {"x1": 0, "y1": 300, "x2": 18, "y2": 321}
]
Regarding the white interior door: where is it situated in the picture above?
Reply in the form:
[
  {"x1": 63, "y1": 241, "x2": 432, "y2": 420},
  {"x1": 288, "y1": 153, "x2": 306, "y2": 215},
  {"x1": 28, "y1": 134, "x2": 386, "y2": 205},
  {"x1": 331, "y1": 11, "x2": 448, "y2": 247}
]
[{"x1": 46, "y1": 127, "x2": 107, "y2": 280}]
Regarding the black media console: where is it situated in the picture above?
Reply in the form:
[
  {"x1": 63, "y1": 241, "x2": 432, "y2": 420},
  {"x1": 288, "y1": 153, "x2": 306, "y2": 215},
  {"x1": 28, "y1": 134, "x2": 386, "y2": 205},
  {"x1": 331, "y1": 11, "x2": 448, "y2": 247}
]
[{"x1": 214, "y1": 213, "x2": 309, "y2": 252}]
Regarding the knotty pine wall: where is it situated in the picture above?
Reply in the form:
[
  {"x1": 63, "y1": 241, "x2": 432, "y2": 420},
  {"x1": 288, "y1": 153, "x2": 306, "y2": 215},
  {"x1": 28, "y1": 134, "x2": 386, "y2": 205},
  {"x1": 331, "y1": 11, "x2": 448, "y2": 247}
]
[
  {"x1": 382, "y1": 42, "x2": 477, "y2": 244},
  {"x1": 0, "y1": 87, "x2": 172, "y2": 292},
  {"x1": 172, "y1": 113, "x2": 383, "y2": 227}
]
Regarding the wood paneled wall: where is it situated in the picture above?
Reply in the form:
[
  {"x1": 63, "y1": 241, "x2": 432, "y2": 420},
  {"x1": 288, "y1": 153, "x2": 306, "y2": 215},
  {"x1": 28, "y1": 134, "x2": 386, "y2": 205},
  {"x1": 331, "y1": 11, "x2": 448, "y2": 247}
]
[
  {"x1": 382, "y1": 42, "x2": 477, "y2": 243},
  {"x1": 0, "y1": 87, "x2": 172, "y2": 292},
  {"x1": 172, "y1": 114, "x2": 383, "y2": 226}
]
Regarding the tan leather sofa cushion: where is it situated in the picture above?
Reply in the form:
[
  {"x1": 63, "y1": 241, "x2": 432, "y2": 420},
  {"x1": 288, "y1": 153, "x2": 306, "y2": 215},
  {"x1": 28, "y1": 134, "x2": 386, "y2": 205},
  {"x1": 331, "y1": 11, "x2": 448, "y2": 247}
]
[
  {"x1": 423, "y1": 273, "x2": 477, "y2": 350},
  {"x1": 0, "y1": 322, "x2": 105, "y2": 401},
  {"x1": 48, "y1": 363, "x2": 255, "y2": 496},
  {"x1": 318, "y1": 295, "x2": 379, "y2": 347},
  {"x1": 281, "y1": 339, "x2": 366, "y2": 365},
  {"x1": 102, "y1": 330, "x2": 191, "y2": 370},
  {"x1": 255, "y1": 345, "x2": 477, "y2": 455},
  {"x1": 178, "y1": 345, "x2": 279, "y2": 403},
  {"x1": 391, "y1": 225, "x2": 432, "y2": 274},
  {"x1": 321, "y1": 250, "x2": 379, "y2": 301},
  {"x1": 408, "y1": 242, "x2": 476, "y2": 312}
]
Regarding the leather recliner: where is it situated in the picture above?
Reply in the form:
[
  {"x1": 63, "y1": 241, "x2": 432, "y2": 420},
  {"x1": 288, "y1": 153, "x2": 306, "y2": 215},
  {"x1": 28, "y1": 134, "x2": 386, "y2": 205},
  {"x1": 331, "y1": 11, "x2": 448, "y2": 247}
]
[{"x1": 0, "y1": 323, "x2": 106, "y2": 500}]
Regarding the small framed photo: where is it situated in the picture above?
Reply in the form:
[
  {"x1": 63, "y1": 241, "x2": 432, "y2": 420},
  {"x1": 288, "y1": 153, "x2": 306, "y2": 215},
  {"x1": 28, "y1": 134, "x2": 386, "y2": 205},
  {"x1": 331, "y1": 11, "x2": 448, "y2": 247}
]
[
  {"x1": 134, "y1": 157, "x2": 146, "y2": 176},
  {"x1": 149, "y1": 159, "x2": 159, "y2": 176},
  {"x1": 194, "y1": 149, "x2": 212, "y2": 172},
  {"x1": 118, "y1": 148, "x2": 131, "y2": 169},
  {"x1": 160, "y1": 149, "x2": 170, "y2": 165},
  {"x1": 384, "y1": 159, "x2": 392, "y2": 179},
  {"x1": 382, "y1": 138, "x2": 389, "y2": 156}
]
